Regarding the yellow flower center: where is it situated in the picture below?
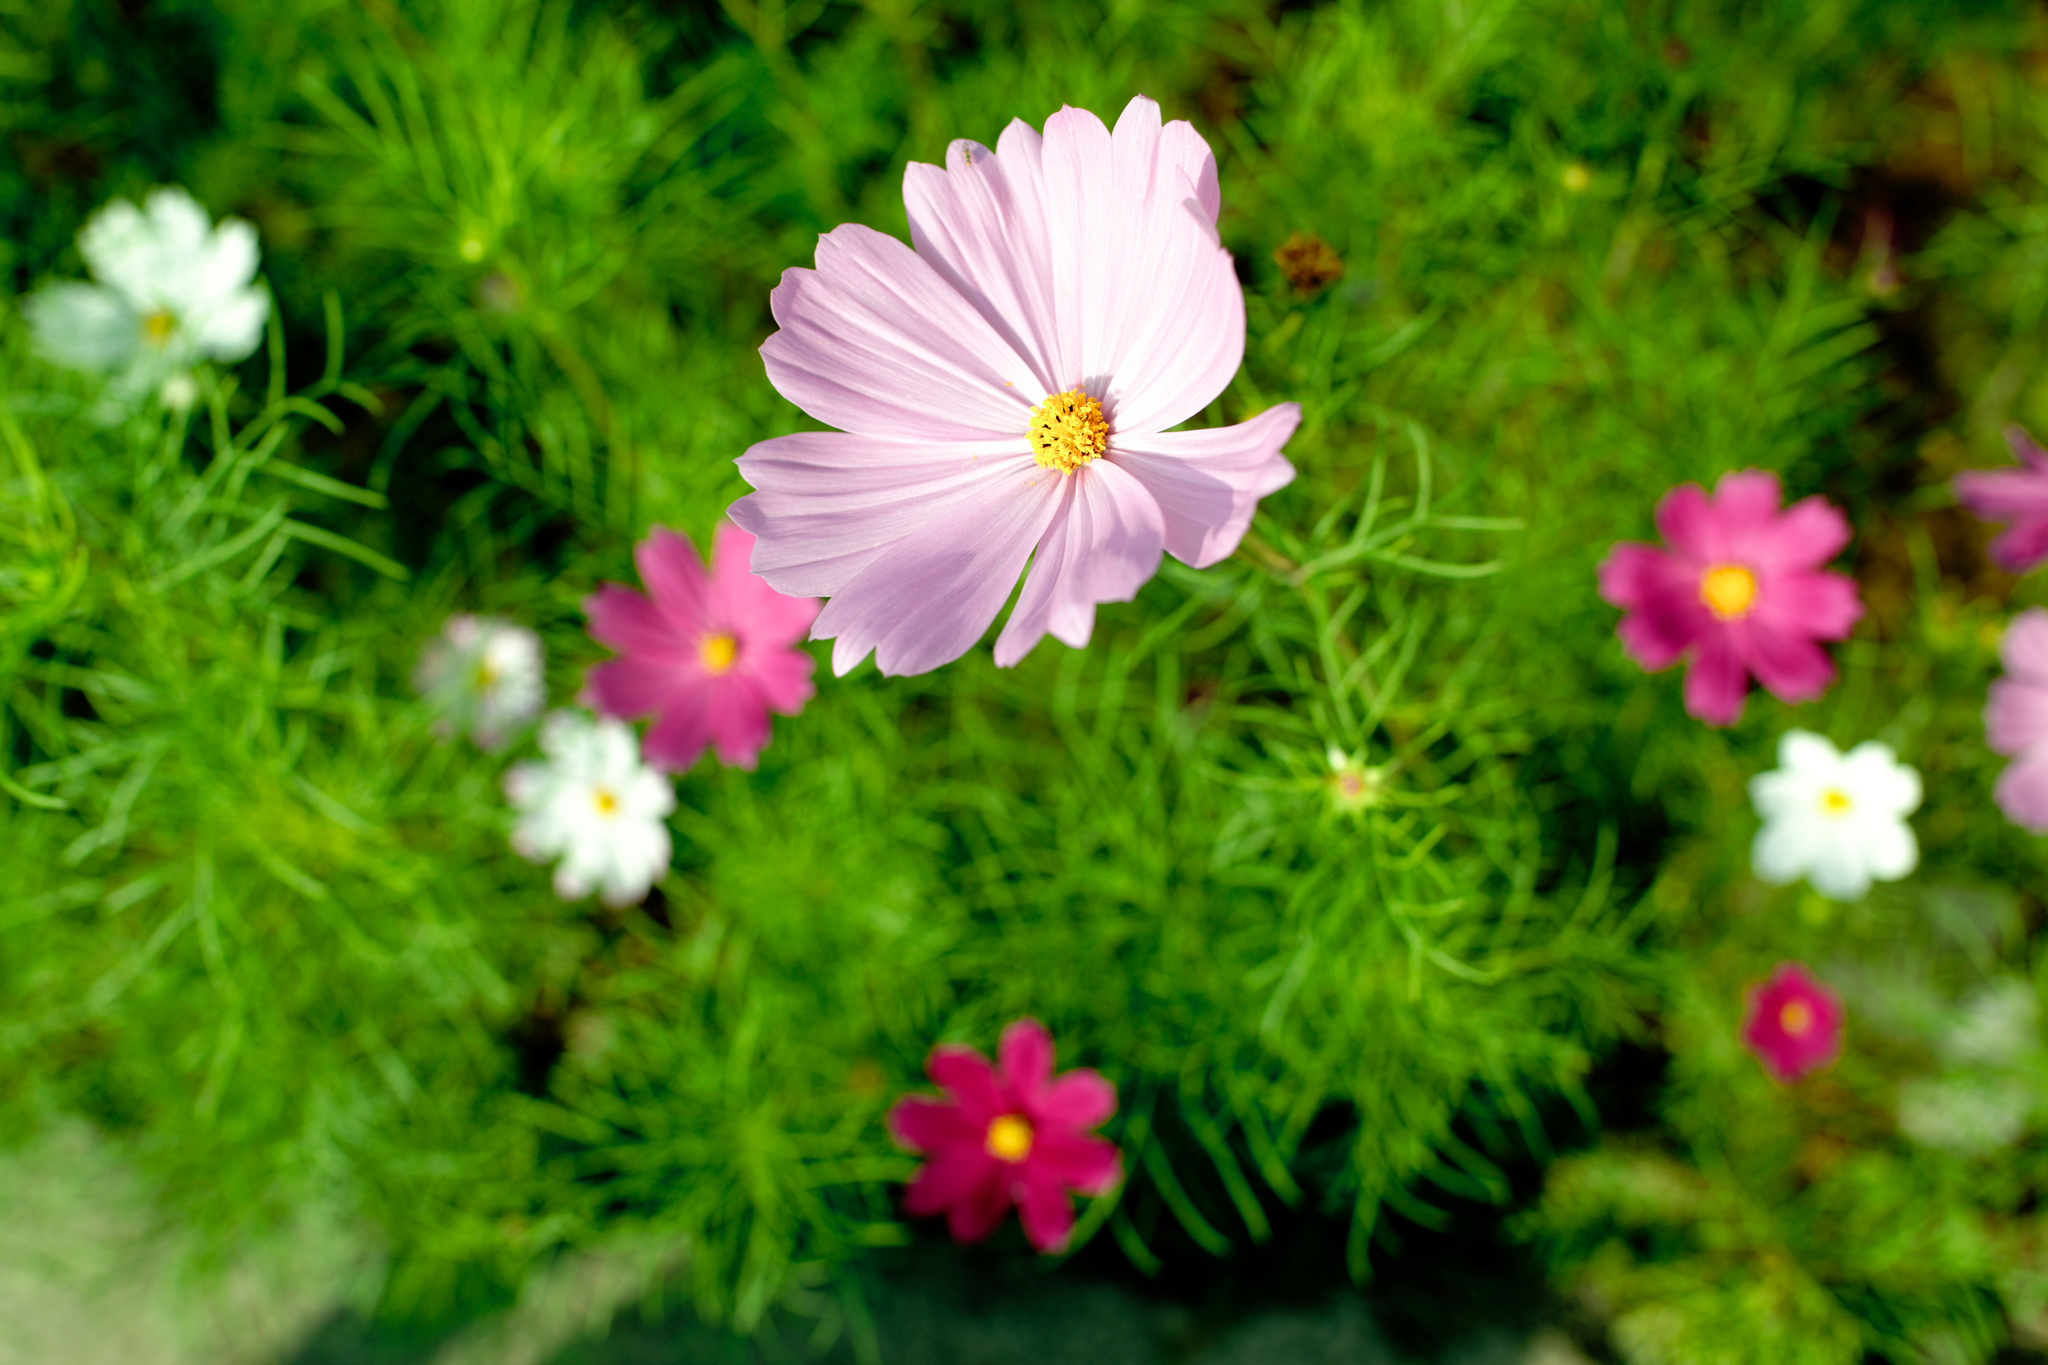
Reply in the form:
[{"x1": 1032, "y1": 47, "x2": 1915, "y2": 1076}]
[
  {"x1": 1028, "y1": 389, "x2": 1108, "y2": 473},
  {"x1": 1699, "y1": 563, "x2": 1757, "y2": 620},
  {"x1": 698, "y1": 632, "x2": 738, "y2": 674},
  {"x1": 472, "y1": 660, "x2": 499, "y2": 691},
  {"x1": 1819, "y1": 787, "x2": 1852, "y2": 816},
  {"x1": 140, "y1": 310, "x2": 176, "y2": 346},
  {"x1": 984, "y1": 1113, "x2": 1034, "y2": 1162},
  {"x1": 592, "y1": 787, "x2": 619, "y2": 817},
  {"x1": 1780, "y1": 1000, "x2": 1813, "y2": 1035}
]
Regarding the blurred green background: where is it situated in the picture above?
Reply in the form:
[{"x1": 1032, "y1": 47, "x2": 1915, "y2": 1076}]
[{"x1": 5, "y1": 0, "x2": 2048, "y2": 1361}]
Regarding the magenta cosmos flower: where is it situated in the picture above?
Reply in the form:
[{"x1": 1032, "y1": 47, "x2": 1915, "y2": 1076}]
[
  {"x1": 730, "y1": 95, "x2": 1301, "y2": 676},
  {"x1": 1597, "y1": 470, "x2": 1864, "y2": 726},
  {"x1": 582, "y1": 523, "x2": 820, "y2": 771},
  {"x1": 1987, "y1": 608, "x2": 2048, "y2": 832},
  {"x1": 886, "y1": 1018, "x2": 1122, "y2": 1253},
  {"x1": 1740, "y1": 962, "x2": 1844, "y2": 1083},
  {"x1": 1956, "y1": 424, "x2": 2048, "y2": 574}
]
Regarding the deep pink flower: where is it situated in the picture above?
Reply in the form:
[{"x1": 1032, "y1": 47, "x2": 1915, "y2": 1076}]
[
  {"x1": 1956, "y1": 425, "x2": 2048, "y2": 573},
  {"x1": 730, "y1": 95, "x2": 1301, "y2": 677},
  {"x1": 887, "y1": 1018, "x2": 1122, "y2": 1253},
  {"x1": 1741, "y1": 963, "x2": 1844, "y2": 1083},
  {"x1": 1987, "y1": 608, "x2": 2048, "y2": 832},
  {"x1": 582, "y1": 523, "x2": 820, "y2": 772},
  {"x1": 1597, "y1": 470, "x2": 1863, "y2": 726}
]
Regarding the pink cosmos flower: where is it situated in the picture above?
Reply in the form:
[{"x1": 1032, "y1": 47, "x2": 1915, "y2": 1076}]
[
  {"x1": 582, "y1": 523, "x2": 820, "y2": 772},
  {"x1": 886, "y1": 1018, "x2": 1122, "y2": 1253},
  {"x1": 1986, "y1": 608, "x2": 2048, "y2": 832},
  {"x1": 730, "y1": 95, "x2": 1301, "y2": 677},
  {"x1": 1597, "y1": 470, "x2": 1864, "y2": 726},
  {"x1": 1740, "y1": 963, "x2": 1844, "y2": 1083},
  {"x1": 1956, "y1": 424, "x2": 2048, "y2": 574}
]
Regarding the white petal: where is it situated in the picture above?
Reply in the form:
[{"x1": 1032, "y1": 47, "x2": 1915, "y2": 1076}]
[
  {"x1": 1806, "y1": 832, "x2": 1873, "y2": 901},
  {"x1": 1857, "y1": 814, "x2": 1918, "y2": 881},
  {"x1": 1777, "y1": 729, "x2": 1842, "y2": 777},
  {"x1": 1842, "y1": 742, "x2": 1922, "y2": 816},
  {"x1": 23, "y1": 283, "x2": 140, "y2": 372},
  {"x1": 1751, "y1": 816, "x2": 1815, "y2": 885},
  {"x1": 1749, "y1": 769, "x2": 1815, "y2": 821},
  {"x1": 77, "y1": 197, "x2": 156, "y2": 306},
  {"x1": 190, "y1": 287, "x2": 268, "y2": 361}
]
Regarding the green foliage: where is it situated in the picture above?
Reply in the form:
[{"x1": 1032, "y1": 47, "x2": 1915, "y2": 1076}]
[{"x1": 4, "y1": 0, "x2": 2048, "y2": 1359}]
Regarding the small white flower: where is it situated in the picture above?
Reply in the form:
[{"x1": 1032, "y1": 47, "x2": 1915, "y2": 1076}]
[
  {"x1": 414, "y1": 614, "x2": 545, "y2": 750},
  {"x1": 21, "y1": 187, "x2": 268, "y2": 404},
  {"x1": 1749, "y1": 730, "x2": 1921, "y2": 901},
  {"x1": 506, "y1": 712, "x2": 675, "y2": 907}
]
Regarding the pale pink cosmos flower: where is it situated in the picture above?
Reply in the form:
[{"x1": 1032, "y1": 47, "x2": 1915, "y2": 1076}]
[
  {"x1": 582, "y1": 523, "x2": 820, "y2": 772},
  {"x1": 1956, "y1": 424, "x2": 2048, "y2": 574},
  {"x1": 730, "y1": 95, "x2": 1302, "y2": 676},
  {"x1": 1740, "y1": 962, "x2": 1844, "y2": 1083},
  {"x1": 887, "y1": 1018, "x2": 1122, "y2": 1253},
  {"x1": 1987, "y1": 608, "x2": 2048, "y2": 832},
  {"x1": 1597, "y1": 470, "x2": 1864, "y2": 726}
]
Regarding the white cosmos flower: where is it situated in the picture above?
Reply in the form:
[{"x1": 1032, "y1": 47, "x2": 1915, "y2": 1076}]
[
  {"x1": 1749, "y1": 730, "x2": 1921, "y2": 901},
  {"x1": 506, "y1": 712, "x2": 675, "y2": 907},
  {"x1": 21, "y1": 187, "x2": 268, "y2": 405},
  {"x1": 414, "y1": 614, "x2": 545, "y2": 751}
]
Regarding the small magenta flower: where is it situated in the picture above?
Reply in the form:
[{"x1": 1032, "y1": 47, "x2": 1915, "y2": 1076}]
[
  {"x1": 1956, "y1": 425, "x2": 2048, "y2": 574},
  {"x1": 732, "y1": 95, "x2": 1301, "y2": 677},
  {"x1": 1597, "y1": 470, "x2": 1863, "y2": 726},
  {"x1": 1987, "y1": 608, "x2": 2048, "y2": 832},
  {"x1": 583, "y1": 524, "x2": 820, "y2": 772},
  {"x1": 887, "y1": 1018, "x2": 1122, "y2": 1253},
  {"x1": 1741, "y1": 963, "x2": 1844, "y2": 1083}
]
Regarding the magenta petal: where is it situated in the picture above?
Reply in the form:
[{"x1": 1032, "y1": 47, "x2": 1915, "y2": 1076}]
[
  {"x1": 635, "y1": 528, "x2": 714, "y2": 631},
  {"x1": 1029, "y1": 1130, "x2": 1122, "y2": 1196},
  {"x1": 1014, "y1": 1170, "x2": 1077, "y2": 1253},
  {"x1": 1956, "y1": 467, "x2": 2048, "y2": 521},
  {"x1": 711, "y1": 523, "x2": 819, "y2": 645},
  {"x1": 703, "y1": 679, "x2": 773, "y2": 770},
  {"x1": 1987, "y1": 676, "x2": 2048, "y2": 755},
  {"x1": 1651, "y1": 482, "x2": 1719, "y2": 562},
  {"x1": 732, "y1": 431, "x2": 1033, "y2": 599},
  {"x1": 1995, "y1": 748, "x2": 2048, "y2": 832},
  {"x1": 639, "y1": 693, "x2": 716, "y2": 772},
  {"x1": 903, "y1": 1146, "x2": 1007, "y2": 1232},
  {"x1": 888, "y1": 1096, "x2": 980, "y2": 1153},
  {"x1": 1597, "y1": 542, "x2": 1688, "y2": 612},
  {"x1": 583, "y1": 656, "x2": 679, "y2": 720},
  {"x1": 1710, "y1": 469, "x2": 1786, "y2": 557},
  {"x1": 1030, "y1": 1069, "x2": 1116, "y2": 1129},
  {"x1": 2010, "y1": 423, "x2": 2048, "y2": 472},
  {"x1": 2002, "y1": 609, "x2": 2048, "y2": 683},
  {"x1": 1039, "y1": 98, "x2": 1245, "y2": 435},
  {"x1": 1751, "y1": 495, "x2": 1851, "y2": 572},
  {"x1": 927, "y1": 1046, "x2": 1002, "y2": 1122},
  {"x1": 811, "y1": 467, "x2": 1064, "y2": 676},
  {"x1": 1989, "y1": 517, "x2": 2048, "y2": 574},
  {"x1": 994, "y1": 462, "x2": 1166, "y2": 667},
  {"x1": 1736, "y1": 621, "x2": 1837, "y2": 704},
  {"x1": 998, "y1": 1018, "x2": 1056, "y2": 1098},
  {"x1": 762, "y1": 223, "x2": 1039, "y2": 440},
  {"x1": 1108, "y1": 404, "x2": 1300, "y2": 569},
  {"x1": 1752, "y1": 570, "x2": 1862, "y2": 640},
  {"x1": 1683, "y1": 631, "x2": 1749, "y2": 726},
  {"x1": 745, "y1": 647, "x2": 817, "y2": 715},
  {"x1": 585, "y1": 584, "x2": 686, "y2": 659}
]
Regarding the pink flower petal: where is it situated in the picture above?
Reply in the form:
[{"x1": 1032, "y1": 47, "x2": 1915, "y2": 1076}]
[
  {"x1": 634, "y1": 528, "x2": 714, "y2": 632},
  {"x1": 1956, "y1": 467, "x2": 2048, "y2": 521},
  {"x1": 998, "y1": 1018, "x2": 1056, "y2": 1098},
  {"x1": 744, "y1": 646, "x2": 817, "y2": 715},
  {"x1": 761, "y1": 224, "x2": 1040, "y2": 440},
  {"x1": 703, "y1": 678, "x2": 774, "y2": 770},
  {"x1": 2010, "y1": 423, "x2": 2048, "y2": 472},
  {"x1": 1683, "y1": 632, "x2": 1749, "y2": 726},
  {"x1": 1736, "y1": 620, "x2": 1837, "y2": 704},
  {"x1": 993, "y1": 462, "x2": 1166, "y2": 666},
  {"x1": 585, "y1": 583, "x2": 689, "y2": 660},
  {"x1": 583, "y1": 655, "x2": 686, "y2": 720},
  {"x1": 1597, "y1": 541, "x2": 1688, "y2": 613},
  {"x1": 638, "y1": 687, "x2": 717, "y2": 772},
  {"x1": 710, "y1": 523, "x2": 819, "y2": 646},
  {"x1": 1652, "y1": 482, "x2": 1719, "y2": 563},
  {"x1": 1029, "y1": 1129, "x2": 1122, "y2": 1195},
  {"x1": 1039, "y1": 98, "x2": 1245, "y2": 435},
  {"x1": 1751, "y1": 570, "x2": 1862, "y2": 640},
  {"x1": 2002, "y1": 609, "x2": 2048, "y2": 684},
  {"x1": 1989, "y1": 516, "x2": 2048, "y2": 574},
  {"x1": 1995, "y1": 747, "x2": 2048, "y2": 833},
  {"x1": 1107, "y1": 404, "x2": 1300, "y2": 568},
  {"x1": 1709, "y1": 469, "x2": 1787, "y2": 561},
  {"x1": 732, "y1": 431, "x2": 1033, "y2": 599},
  {"x1": 811, "y1": 468, "x2": 1064, "y2": 676},
  {"x1": 1741, "y1": 963, "x2": 1843, "y2": 1083},
  {"x1": 1030, "y1": 1070, "x2": 1117, "y2": 1129},
  {"x1": 1014, "y1": 1170, "x2": 1077, "y2": 1252},
  {"x1": 887, "y1": 1095, "x2": 981, "y2": 1153},
  {"x1": 1987, "y1": 675, "x2": 2048, "y2": 755},
  {"x1": 1749, "y1": 495, "x2": 1851, "y2": 574},
  {"x1": 903, "y1": 1147, "x2": 1006, "y2": 1234},
  {"x1": 927, "y1": 1045, "x2": 1002, "y2": 1122}
]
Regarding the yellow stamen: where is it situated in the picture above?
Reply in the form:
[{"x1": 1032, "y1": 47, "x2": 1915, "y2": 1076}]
[
  {"x1": 985, "y1": 1113, "x2": 1033, "y2": 1162},
  {"x1": 698, "y1": 632, "x2": 738, "y2": 674},
  {"x1": 592, "y1": 787, "x2": 619, "y2": 817},
  {"x1": 472, "y1": 660, "x2": 499, "y2": 691},
  {"x1": 1028, "y1": 389, "x2": 1108, "y2": 473},
  {"x1": 1819, "y1": 787, "x2": 1852, "y2": 816},
  {"x1": 1780, "y1": 1000, "x2": 1813, "y2": 1035},
  {"x1": 140, "y1": 310, "x2": 176, "y2": 346},
  {"x1": 1699, "y1": 564, "x2": 1757, "y2": 619}
]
